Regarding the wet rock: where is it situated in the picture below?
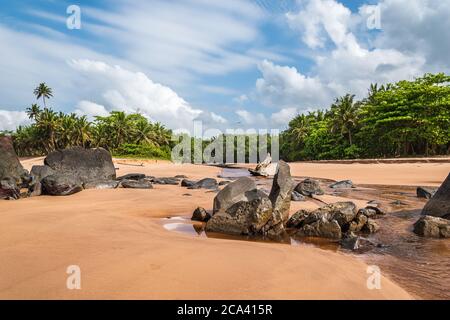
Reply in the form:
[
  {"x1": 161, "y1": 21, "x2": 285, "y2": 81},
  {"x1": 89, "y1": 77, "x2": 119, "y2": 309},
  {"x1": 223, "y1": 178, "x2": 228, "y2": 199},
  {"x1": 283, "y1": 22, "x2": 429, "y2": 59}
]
[
  {"x1": 421, "y1": 173, "x2": 450, "y2": 219},
  {"x1": 286, "y1": 210, "x2": 309, "y2": 228},
  {"x1": 83, "y1": 180, "x2": 119, "y2": 190},
  {"x1": 413, "y1": 216, "x2": 450, "y2": 238},
  {"x1": 417, "y1": 187, "x2": 437, "y2": 199},
  {"x1": 269, "y1": 161, "x2": 294, "y2": 224},
  {"x1": 348, "y1": 212, "x2": 368, "y2": 232},
  {"x1": 41, "y1": 174, "x2": 83, "y2": 196},
  {"x1": 206, "y1": 196, "x2": 274, "y2": 236},
  {"x1": 191, "y1": 207, "x2": 211, "y2": 222},
  {"x1": 329, "y1": 180, "x2": 354, "y2": 189},
  {"x1": 181, "y1": 179, "x2": 196, "y2": 187},
  {"x1": 120, "y1": 179, "x2": 153, "y2": 189},
  {"x1": 152, "y1": 177, "x2": 180, "y2": 185},
  {"x1": 0, "y1": 136, "x2": 29, "y2": 187},
  {"x1": 295, "y1": 179, "x2": 324, "y2": 196},
  {"x1": 117, "y1": 173, "x2": 146, "y2": 181},
  {"x1": 213, "y1": 177, "x2": 258, "y2": 214},
  {"x1": 189, "y1": 178, "x2": 218, "y2": 190},
  {"x1": 365, "y1": 205, "x2": 386, "y2": 216},
  {"x1": 328, "y1": 202, "x2": 357, "y2": 228},
  {"x1": 45, "y1": 147, "x2": 116, "y2": 184},
  {"x1": 340, "y1": 233, "x2": 360, "y2": 250},
  {"x1": 358, "y1": 208, "x2": 377, "y2": 219},
  {"x1": 391, "y1": 200, "x2": 407, "y2": 206},
  {"x1": 291, "y1": 191, "x2": 306, "y2": 202},
  {"x1": 296, "y1": 218, "x2": 342, "y2": 239},
  {"x1": 362, "y1": 219, "x2": 380, "y2": 234},
  {"x1": 0, "y1": 178, "x2": 20, "y2": 200}
]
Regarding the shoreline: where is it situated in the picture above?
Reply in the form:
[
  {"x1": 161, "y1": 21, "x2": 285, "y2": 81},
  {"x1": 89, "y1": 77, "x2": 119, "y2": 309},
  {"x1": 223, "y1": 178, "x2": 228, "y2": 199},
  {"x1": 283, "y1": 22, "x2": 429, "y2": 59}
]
[{"x1": 1, "y1": 158, "x2": 449, "y2": 299}]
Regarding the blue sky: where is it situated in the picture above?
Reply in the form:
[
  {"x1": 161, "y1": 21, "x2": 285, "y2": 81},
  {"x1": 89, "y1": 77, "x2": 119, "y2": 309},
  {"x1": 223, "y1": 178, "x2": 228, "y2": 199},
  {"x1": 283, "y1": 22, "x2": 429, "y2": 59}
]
[{"x1": 0, "y1": 0, "x2": 449, "y2": 132}]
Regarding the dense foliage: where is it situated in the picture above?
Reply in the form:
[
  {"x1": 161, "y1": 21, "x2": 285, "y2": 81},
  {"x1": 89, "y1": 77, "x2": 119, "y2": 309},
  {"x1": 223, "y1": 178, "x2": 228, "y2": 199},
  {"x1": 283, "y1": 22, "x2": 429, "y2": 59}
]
[
  {"x1": 280, "y1": 74, "x2": 450, "y2": 160},
  {"x1": 8, "y1": 84, "x2": 172, "y2": 159}
]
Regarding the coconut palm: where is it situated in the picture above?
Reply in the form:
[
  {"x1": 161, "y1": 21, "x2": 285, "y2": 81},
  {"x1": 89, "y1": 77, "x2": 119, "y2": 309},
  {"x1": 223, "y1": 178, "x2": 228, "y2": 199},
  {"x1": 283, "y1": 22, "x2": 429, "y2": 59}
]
[
  {"x1": 33, "y1": 83, "x2": 53, "y2": 108},
  {"x1": 330, "y1": 94, "x2": 360, "y2": 146}
]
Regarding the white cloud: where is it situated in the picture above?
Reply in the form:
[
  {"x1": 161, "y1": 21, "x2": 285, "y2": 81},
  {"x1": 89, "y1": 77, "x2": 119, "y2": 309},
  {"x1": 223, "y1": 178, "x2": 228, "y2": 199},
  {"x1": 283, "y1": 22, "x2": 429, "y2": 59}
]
[
  {"x1": 255, "y1": 60, "x2": 332, "y2": 109},
  {"x1": 270, "y1": 108, "x2": 298, "y2": 126},
  {"x1": 0, "y1": 110, "x2": 30, "y2": 131},
  {"x1": 74, "y1": 101, "x2": 109, "y2": 120}
]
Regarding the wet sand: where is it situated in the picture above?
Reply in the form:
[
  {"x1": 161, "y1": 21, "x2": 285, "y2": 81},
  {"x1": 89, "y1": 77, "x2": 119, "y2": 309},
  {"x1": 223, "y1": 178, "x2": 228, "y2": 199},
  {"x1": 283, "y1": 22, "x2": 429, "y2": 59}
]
[{"x1": 0, "y1": 159, "x2": 448, "y2": 299}]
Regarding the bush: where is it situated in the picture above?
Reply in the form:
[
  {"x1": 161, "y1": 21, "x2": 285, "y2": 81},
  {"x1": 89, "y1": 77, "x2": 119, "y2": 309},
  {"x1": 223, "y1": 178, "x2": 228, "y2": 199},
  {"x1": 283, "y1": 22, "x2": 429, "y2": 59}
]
[{"x1": 113, "y1": 143, "x2": 171, "y2": 160}]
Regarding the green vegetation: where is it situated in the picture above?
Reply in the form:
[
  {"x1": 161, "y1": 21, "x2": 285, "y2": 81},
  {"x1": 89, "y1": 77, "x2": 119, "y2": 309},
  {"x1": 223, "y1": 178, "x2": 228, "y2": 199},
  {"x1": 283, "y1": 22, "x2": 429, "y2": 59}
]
[
  {"x1": 280, "y1": 73, "x2": 450, "y2": 160},
  {"x1": 10, "y1": 84, "x2": 172, "y2": 159}
]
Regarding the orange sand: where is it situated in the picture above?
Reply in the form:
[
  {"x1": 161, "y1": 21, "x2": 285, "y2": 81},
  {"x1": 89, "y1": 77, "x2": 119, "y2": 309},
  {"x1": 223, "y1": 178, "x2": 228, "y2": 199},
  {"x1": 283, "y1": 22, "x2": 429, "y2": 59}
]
[{"x1": 2, "y1": 158, "x2": 448, "y2": 299}]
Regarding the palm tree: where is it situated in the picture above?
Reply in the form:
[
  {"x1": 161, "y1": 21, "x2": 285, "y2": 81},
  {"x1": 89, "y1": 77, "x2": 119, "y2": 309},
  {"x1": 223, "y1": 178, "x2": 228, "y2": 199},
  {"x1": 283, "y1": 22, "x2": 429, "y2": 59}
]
[
  {"x1": 26, "y1": 104, "x2": 42, "y2": 120},
  {"x1": 290, "y1": 114, "x2": 310, "y2": 143},
  {"x1": 33, "y1": 83, "x2": 53, "y2": 108},
  {"x1": 330, "y1": 94, "x2": 360, "y2": 146},
  {"x1": 37, "y1": 108, "x2": 60, "y2": 152}
]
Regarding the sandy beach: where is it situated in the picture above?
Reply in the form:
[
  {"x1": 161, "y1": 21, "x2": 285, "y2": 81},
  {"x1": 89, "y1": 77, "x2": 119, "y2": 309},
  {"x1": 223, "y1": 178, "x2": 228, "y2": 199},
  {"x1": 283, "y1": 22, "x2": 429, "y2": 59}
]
[{"x1": 0, "y1": 158, "x2": 449, "y2": 300}]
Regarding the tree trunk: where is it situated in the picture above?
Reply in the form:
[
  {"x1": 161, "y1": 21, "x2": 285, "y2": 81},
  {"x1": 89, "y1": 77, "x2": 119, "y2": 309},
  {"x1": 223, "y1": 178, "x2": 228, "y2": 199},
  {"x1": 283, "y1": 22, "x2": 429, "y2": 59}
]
[{"x1": 348, "y1": 131, "x2": 353, "y2": 146}]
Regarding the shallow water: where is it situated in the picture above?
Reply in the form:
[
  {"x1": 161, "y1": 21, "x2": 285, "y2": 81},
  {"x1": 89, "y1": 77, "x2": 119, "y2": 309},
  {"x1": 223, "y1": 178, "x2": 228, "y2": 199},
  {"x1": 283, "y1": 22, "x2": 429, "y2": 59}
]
[{"x1": 164, "y1": 169, "x2": 450, "y2": 299}]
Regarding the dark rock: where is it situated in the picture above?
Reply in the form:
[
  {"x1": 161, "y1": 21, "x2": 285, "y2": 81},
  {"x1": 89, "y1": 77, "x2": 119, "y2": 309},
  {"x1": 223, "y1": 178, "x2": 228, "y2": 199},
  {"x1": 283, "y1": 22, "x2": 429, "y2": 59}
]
[
  {"x1": 362, "y1": 219, "x2": 380, "y2": 234},
  {"x1": 120, "y1": 179, "x2": 153, "y2": 189},
  {"x1": 213, "y1": 177, "x2": 258, "y2": 214},
  {"x1": 181, "y1": 179, "x2": 196, "y2": 187},
  {"x1": 174, "y1": 175, "x2": 188, "y2": 179},
  {"x1": 44, "y1": 147, "x2": 116, "y2": 184},
  {"x1": 340, "y1": 233, "x2": 360, "y2": 250},
  {"x1": 269, "y1": 161, "x2": 294, "y2": 224},
  {"x1": 191, "y1": 207, "x2": 211, "y2": 222},
  {"x1": 421, "y1": 173, "x2": 450, "y2": 219},
  {"x1": 0, "y1": 178, "x2": 20, "y2": 200},
  {"x1": 286, "y1": 210, "x2": 309, "y2": 228},
  {"x1": 291, "y1": 190, "x2": 306, "y2": 202},
  {"x1": 206, "y1": 196, "x2": 273, "y2": 236},
  {"x1": 182, "y1": 193, "x2": 192, "y2": 197},
  {"x1": 190, "y1": 178, "x2": 218, "y2": 190},
  {"x1": 417, "y1": 187, "x2": 437, "y2": 199},
  {"x1": 391, "y1": 200, "x2": 407, "y2": 206},
  {"x1": 83, "y1": 180, "x2": 119, "y2": 190},
  {"x1": 295, "y1": 179, "x2": 324, "y2": 196},
  {"x1": 28, "y1": 180, "x2": 42, "y2": 197},
  {"x1": 413, "y1": 216, "x2": 450, "y2": 238},
  {"x1": 365, "y1": 205, "x2": 386, "y2": 216},
  {"x1": 117, "y1": 173, "x2": 146, "y2": 181},
  {"x1": 41, "y1": 174, "x2": 83, "y2": 196},
  {"x1": 328, "y1": 202, "x2": 357, "y2": 228},
  {"x1": 0, "y1": 136, "x2": 29, "y2": 187},
  {"x1": 358, "y1": 208, "x2": 377, "y2": 218},
  {"x1": 348, "y1": 212, "x2": 368, "y2": 232},
  {"x1": 152, "y1": 177, "x2": 180, "y2": 185},
  {"x1": 219, "y1": 180, "x2": 231, "y2": 186},
  {"x1": 329, "y1": 180, "x2": 354, "y2": 189},
  {"x1": 296, "y1": 218, "x2": 342, "y2": 239}
]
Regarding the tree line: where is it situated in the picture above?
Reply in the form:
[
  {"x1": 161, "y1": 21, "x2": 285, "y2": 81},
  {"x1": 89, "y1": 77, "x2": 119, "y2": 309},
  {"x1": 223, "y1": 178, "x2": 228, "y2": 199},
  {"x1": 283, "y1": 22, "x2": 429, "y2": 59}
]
[
  {"x1": 4, "y1": 83, "x2": 172, "y2": 159},
  {"x1": 280, "y1": 73, "x2": 450, "y2": 160}
]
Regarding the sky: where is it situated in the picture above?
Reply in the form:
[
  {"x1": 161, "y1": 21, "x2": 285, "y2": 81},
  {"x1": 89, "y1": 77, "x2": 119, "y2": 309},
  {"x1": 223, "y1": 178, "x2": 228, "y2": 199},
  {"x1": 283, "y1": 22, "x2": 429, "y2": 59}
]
[{"x1": 0, "y1": 0, "x2": 449, "y2": 133}]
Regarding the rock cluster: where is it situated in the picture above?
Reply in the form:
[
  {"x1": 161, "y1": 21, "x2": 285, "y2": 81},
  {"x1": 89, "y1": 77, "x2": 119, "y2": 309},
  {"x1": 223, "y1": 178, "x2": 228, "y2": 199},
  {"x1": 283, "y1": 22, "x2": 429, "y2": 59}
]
[
  {"x1": 205, "y1": 161, "x2": 293, "y2": 239},
  {"x1": 413, "y1": 216, "x2": 450, "y2": 238},
  {"x1": 294, "y1": 179, "x2": 324, "y2": 196},
  {"x1": 287, "y1": 202, "x2": 382, "y2": 240}
]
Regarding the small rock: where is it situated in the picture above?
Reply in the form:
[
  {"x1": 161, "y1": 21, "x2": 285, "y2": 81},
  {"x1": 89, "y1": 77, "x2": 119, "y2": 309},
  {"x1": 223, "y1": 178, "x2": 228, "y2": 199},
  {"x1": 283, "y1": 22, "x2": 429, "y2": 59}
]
[
  {"x1": 181, "y1": 179, "x2": 196, "y2": 187},
  {"x1": 365, "y1": 205, "x2": 386, "y2": 216},
  {"x1": 329, "y1": 180, "x2": 354, "y2": 189},
  {"x1": 0, "y1": 178, "x2": 20, "y2": 200},
  {"x1": 174, "y1": 175, "x2": 188, "y2": 179},
  {"x1": 218, "y1": 181, "x2": 231, "y2": 186},
  {"x1": 295, "y1": 179, "x2": 324, "y2": 196},
  {"x1": 413, "y1": 216, "x2": 450, "y2": 238},
  {"x1": 191, "y1": 207, "x2": 211, "y2": 222},
  {"x1": 152, "y1": 177, "x2": 180, "y2": 185},
  {"x1": 362, "y1": 219, "x2": 380, "y2": 234},
  {"x1": 189, "y1": 178, "x2": 218, "y2": 190},
  {"x1": 41, "y1": 174, "x2": 83, "y2": 196},
  {"x1": 296, "y1": 218, "x2": 342, "y2": 239},
  {"x1": 286, "y1": 210, "x2": 310, "y2": 228},
  {"x1": 348, "y1": 212, "x2": 368, "y2": 232},
  {"x1": 83, "y1": 180, "x2": 119, "y2": 190},
  {"x1": 120, "y1": 179, "x2": 153, "y2": 189}
]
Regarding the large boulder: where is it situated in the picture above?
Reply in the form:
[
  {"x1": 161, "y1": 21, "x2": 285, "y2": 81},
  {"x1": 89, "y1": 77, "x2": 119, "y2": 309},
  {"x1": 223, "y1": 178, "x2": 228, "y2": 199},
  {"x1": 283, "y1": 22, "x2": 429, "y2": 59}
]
[
  {"x1": 269, "y1": 161, "x2": 294, "y2": 224},
  {"x1": 0, "y1": 136, "x2": 28, "y2": 186},
  {"x1": 41, "y1": 174, "x2": 83, "y2": 196},
  {"x1": 44, "y1": 147, "x2": 116, "y2": 185},
  {"x1": 414, "y1": 216, "x2": 450, "y2": 238},
  {"x1": 206, "y1": 196, "x2": 274, "y2": 236},
  {"x1": 421, "y1": 173, "x2": 450, "y2": 219},
  {"x1": 249, "y1": 153, "x2": 272, "y2": 177},
  {"x1": 295, "y1": 179, "x2": 324, "y2": 196},
  {"x1": 213, "y1": 177, "x2": 258, "y2": 214},
  {"x1": 191, "y1": 207, "x2": 211, "y2": 222}
]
